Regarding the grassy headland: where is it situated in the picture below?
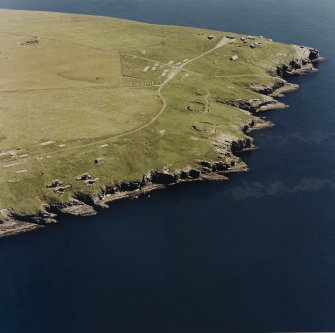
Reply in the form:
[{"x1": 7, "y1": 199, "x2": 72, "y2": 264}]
[{"x1": 0, "y1": 9, "x2": 320, "y2": 235}]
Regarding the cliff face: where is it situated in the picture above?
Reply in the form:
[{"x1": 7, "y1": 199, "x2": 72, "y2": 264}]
[
  {"x1": 0, "y1": 44, "x2": 322, "y2": 238},
  {"x1": 277, "y1": 46, "x2": 321, "y2": 75}
]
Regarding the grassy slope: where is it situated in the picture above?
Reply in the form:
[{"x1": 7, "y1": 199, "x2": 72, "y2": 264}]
[{"x1": 0, "y1": 9, "x2": 296, "y2": 214}]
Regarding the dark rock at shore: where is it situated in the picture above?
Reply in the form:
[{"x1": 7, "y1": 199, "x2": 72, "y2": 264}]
[
  {"x1": 117, "y1": 181, "x2": 141, "y2": 192},
  {"x1": 308, "y1": 48, "x2": 320, "y2": 61},
  {"x1": 197, "y1": 160, "x2": 229, "y2": 173},
  {"x1": 180, "y1": 168, "x2": 201, "y2": 179},
  {"x1": 151, "y1": 170, "x2": 178, "y2": 185},
  {"x1": 231, "y1": 138, "x2": 253, "y2": 153}
]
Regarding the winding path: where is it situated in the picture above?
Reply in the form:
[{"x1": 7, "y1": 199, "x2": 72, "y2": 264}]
[{"x1": 35, "y1": 37, "x2": 233, "y2": 157}]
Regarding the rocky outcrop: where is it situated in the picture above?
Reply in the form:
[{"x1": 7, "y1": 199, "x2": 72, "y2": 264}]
[
  {"x1": 0, "y1": 217, "x2": 42, "y2": 238},
  {"x1": 180, "y1": 168, "x2": 201, "y2": 180},
  {"x1": 150, "y1": 170, "x2": 179, "y2": 185},
  {"x1": 9, "y1": 208, "x2": 57, "y2": 224},
  {"x1": 197, "y1": 160, "x2": 228, "y2": 173},
  {"x1": 250, "y1": 81, "x2": 299, "y2": 97},
  {"x1": 218, "y1": 47, "x2": 321, "y2": 113},
  {"x1": 50, "y1": 199, "x2": 97, "y2": 217},
  {"x1": 217, "y1": 97, "x2": 287, "y2": 113},
  {"x1": 276, "y1": 46, "x2": 321, "y2": 76},
  {"x1": 59, "y1": 200, "x2": 97, "y2": 217},
  {"x1": 0, "y1": 208, "x2": 43, "y2": 238}
]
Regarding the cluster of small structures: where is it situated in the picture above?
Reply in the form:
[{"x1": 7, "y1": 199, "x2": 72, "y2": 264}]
[
  {"x1": 46, "y1": 172, "x2": 101, "y2": 194},
  {"x1": 196, "y1": 33, "x2": 263, "y2": 60},
  {"x1": 142, "y1": 63, "x2": 159, "y2": 73},
  {"x1": 76, "y1": 172, "x2": 100, "y2": 185},
  {"x1": 1, "y1": 148, "x2": 30, "y2": 172},
  {"x1": 0, "y1": 148, "x2": 31, "y2": 183},
  {"x1": 240, "y1": 35, "x2": 263, "y2": 48},
  {"x1": 140, "y1": 33, "x2": 262, "y2": 80},
  {"x1": 20, "y1": 36, "x2": 40, "y2": 46},
  {"x1": 199, "y1": 33, "x2": 236, "y2": 42},
  {"x1": 46, "y1": 179, "x2": 71, "y2": 194},
  {"x1": 0, "y1": 141, "x2": 66, "y2": 176},
  {"x1": 0, "y1": 147, "x2": 23, "y2": 159},
  {"x1": 142, "y1": 62, "x2": 169, "y2": 78},
  {"x1": 142, "y1": 59, "x2": 189, "y2": 78},
  {"x1": 250, "y1": 42, "x2": 263, "y2": 49},
  {"x1": 47, "y1": 171, "x2": 102, "y2": 194}
]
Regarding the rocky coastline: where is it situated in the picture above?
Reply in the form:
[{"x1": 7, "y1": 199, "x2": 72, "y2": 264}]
[{"x1": 0, "y1": 46, "x2": 323, "y2": 238}]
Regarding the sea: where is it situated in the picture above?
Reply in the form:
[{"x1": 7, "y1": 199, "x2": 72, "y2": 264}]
[{"x1": 0, "y1": 1, "x2": 334, "y2": 332}]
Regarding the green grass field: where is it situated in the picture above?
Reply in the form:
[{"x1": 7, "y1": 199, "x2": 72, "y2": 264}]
[{"x1": 0, "y1": 9, "x2": 298, "y2": 215}]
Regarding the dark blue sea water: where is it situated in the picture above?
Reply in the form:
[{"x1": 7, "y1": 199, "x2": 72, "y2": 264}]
[{"x1": 0, "y1": 1, "x2": 334, "y2": 332}]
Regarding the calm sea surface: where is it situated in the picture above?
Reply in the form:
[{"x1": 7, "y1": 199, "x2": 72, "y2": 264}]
[{"x1": 0, "y1": 1, "x2": 334, "y2": 332}]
